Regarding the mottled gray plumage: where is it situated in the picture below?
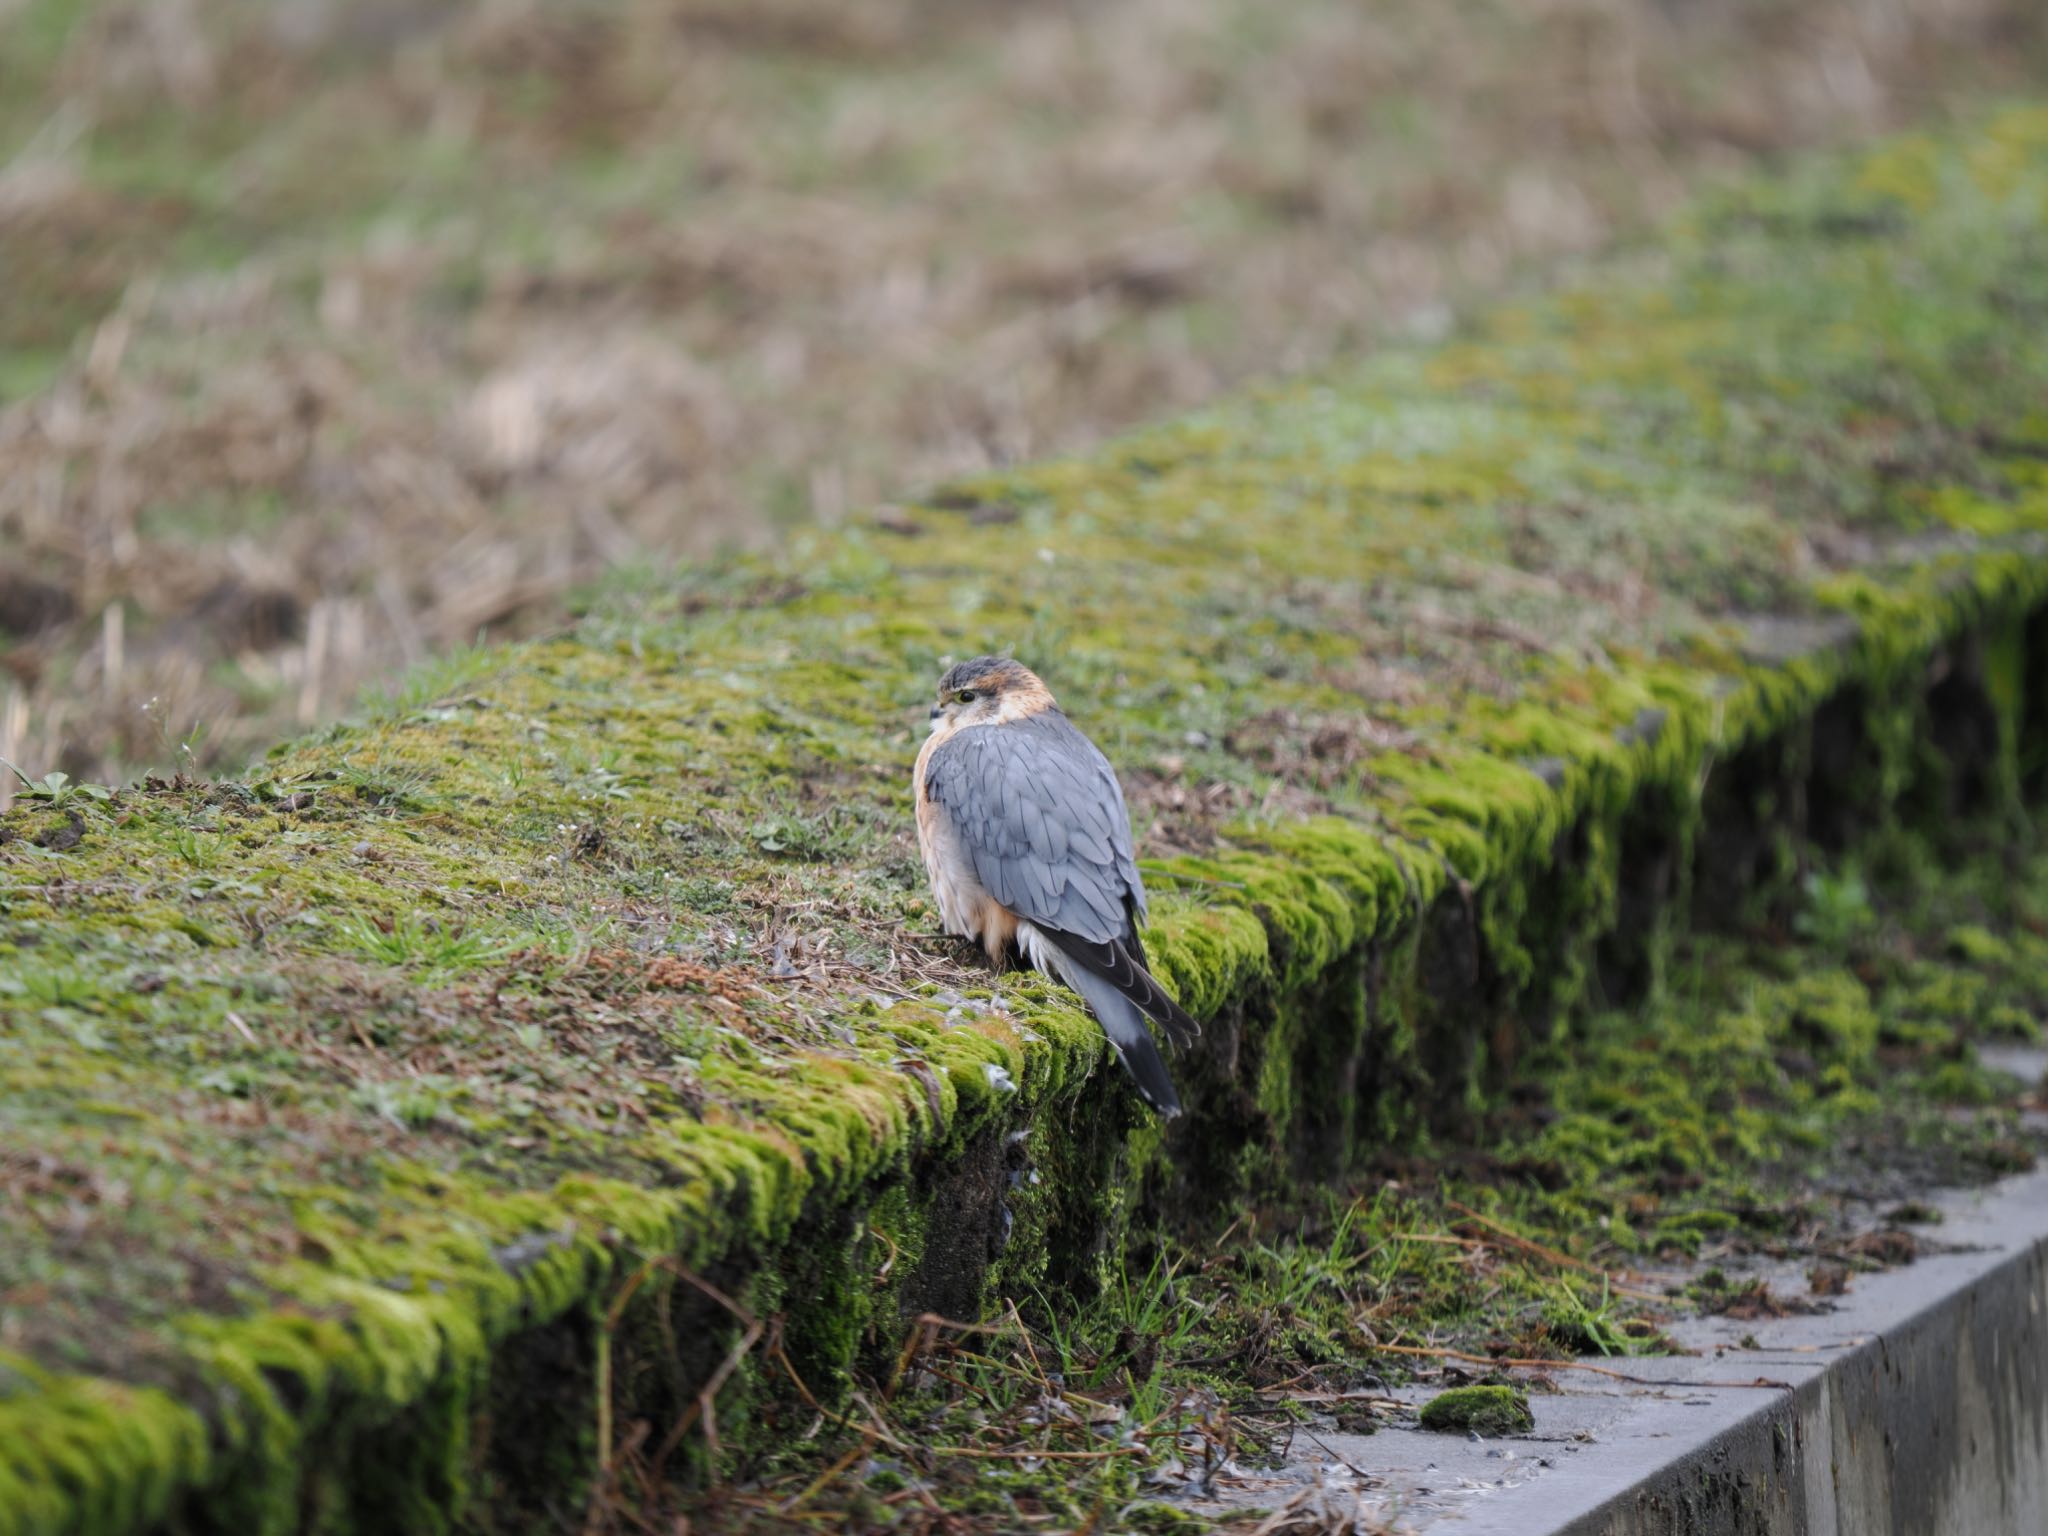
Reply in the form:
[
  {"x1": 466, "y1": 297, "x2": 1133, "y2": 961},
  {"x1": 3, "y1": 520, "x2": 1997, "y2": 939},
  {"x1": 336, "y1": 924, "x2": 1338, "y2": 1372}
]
[
  {"x1": 920, "y1": 692, "x2": 1197, "y2": 1115},
  {"x1": 922, "y1": 709, "x2": 1144, "y2": 946}
]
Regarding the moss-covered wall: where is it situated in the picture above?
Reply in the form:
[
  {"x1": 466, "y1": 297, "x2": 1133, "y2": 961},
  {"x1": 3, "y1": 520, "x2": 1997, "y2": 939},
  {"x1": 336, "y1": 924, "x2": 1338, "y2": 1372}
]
[{"x1": 6, "y1": 107, "x2": 2048, "y2": 1535}]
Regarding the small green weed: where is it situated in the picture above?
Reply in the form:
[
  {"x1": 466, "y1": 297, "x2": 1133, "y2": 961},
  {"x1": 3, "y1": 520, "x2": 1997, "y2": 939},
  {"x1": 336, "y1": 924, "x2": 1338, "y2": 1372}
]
[
  {"x1": 1, "y1": 762, "x2": 112, "y2": 807},
  {"x1": 336, "y1": 759, "x2": 436, "y2": 810},
  {"x1": 1795, "y1": 865, "x2": 1873, "y2": 945},
  {"x1": 750, "y1": 808, "x2": 867, "y2": 861},
  {"x1": 332, "y1": 912, "x2": 514, "y2": 976},
  {"x1": 366, "y1": 641, "x2": 504, "y2": 720}
]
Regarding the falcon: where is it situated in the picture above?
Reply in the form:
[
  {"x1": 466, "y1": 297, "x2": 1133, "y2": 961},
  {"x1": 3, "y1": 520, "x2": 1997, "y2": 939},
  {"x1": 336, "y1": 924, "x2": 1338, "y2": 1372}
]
[{"x1": 913, "y1": 656, "x2": 1198, "y2": 1116}]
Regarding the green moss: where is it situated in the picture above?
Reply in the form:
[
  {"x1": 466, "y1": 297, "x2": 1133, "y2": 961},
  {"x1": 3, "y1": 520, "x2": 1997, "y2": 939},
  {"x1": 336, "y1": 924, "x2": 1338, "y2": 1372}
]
[
  {"x1": 1418, "y1": 1385, "x2": 1534, "y2": 1436},
  {"x1": 715, "y1": 809, "x2": 2045, "y2": 1524},
  {"x1": 9, "y1": 108, "x2": 2048, "y2": 1533}
]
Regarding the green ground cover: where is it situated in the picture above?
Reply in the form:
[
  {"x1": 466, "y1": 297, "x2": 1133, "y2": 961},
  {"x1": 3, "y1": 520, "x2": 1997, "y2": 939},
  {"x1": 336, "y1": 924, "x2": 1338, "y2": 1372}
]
[
  {"x1": 5, "y1": 107, "x2": 2048, "y2": 1533},
  {"x1": 669, "y1": 833, "x2": 2042, "y2": 1531}
]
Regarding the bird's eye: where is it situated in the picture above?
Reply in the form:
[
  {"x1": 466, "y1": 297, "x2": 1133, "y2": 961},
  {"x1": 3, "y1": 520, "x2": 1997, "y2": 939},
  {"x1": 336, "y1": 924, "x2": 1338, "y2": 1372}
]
[{"x1": 956, "y1": 689, "x2": 979, "y2": 703}]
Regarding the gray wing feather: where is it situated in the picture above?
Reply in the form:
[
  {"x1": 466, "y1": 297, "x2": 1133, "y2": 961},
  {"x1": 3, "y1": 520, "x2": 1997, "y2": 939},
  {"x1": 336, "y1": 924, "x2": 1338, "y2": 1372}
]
[{"x1": 924, "y1": 711, "x2": 1146, "y2": 946}]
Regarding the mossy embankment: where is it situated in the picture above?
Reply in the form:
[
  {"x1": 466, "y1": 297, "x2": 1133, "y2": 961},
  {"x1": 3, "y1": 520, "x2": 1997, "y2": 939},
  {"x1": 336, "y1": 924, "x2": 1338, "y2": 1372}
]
[
  {"x1": 696, "y1": 823, "x2": 2046, "y2": 1531},
  {"x1": 6, "y1": 108, "x2": 2048, "y2": 1535}
]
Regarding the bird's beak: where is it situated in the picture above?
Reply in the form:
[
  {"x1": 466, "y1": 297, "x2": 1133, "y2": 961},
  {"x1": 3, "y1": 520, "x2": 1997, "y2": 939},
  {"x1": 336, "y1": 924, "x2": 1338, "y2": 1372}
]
[{"x1": 928, "y1": 704, "x2": 943, "y2": 720}]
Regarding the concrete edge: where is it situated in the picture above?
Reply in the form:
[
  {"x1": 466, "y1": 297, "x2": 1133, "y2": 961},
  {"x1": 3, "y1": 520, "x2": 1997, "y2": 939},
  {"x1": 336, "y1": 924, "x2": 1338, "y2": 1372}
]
[
  {"x1": 1168, "y1": 1075, "x2": 2048, "y2": 1533},
  {"x1": 1539, "y1": 1156, "x2": 2048, "y2": 1536}
]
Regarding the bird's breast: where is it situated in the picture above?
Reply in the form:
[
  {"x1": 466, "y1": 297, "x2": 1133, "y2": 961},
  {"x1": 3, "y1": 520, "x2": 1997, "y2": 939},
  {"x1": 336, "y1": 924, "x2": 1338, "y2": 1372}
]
[{"x1": 913, "y1": 731, "x2": 1015, "y2": 963}]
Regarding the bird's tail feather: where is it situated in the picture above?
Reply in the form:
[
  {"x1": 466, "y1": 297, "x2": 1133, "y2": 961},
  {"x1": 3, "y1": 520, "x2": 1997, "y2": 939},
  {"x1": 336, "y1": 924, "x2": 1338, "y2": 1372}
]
[
  {"x1": 1024, "y1": 926, "x2": 1183, "y2": 1117},
  {"x1": 1060, "y1": 934, "x2": 1200, "y2": 1049},
  {"x1": 1065, "y1": 966, "x2": 1183, "y2": 1117}
]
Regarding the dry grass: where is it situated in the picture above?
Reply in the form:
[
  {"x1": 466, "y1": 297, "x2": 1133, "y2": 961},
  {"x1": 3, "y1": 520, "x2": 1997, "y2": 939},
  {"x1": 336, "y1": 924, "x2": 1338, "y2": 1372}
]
[{"x1": 2, "y1": 0, "x2": 2045, "y2": 795}]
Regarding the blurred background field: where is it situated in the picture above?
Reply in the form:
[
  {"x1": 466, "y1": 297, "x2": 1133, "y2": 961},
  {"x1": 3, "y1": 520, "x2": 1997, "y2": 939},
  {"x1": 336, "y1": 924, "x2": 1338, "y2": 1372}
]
[{"x1": 3, "y1": 0, "x2": 2046, "y2": 798}]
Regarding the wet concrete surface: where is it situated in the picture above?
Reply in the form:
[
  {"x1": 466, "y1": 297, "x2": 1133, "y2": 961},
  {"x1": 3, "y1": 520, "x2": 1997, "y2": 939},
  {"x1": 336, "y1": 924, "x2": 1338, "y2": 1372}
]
[{"x1": 1175, "y1": 1048, "x2": 2048, "y2": 1533}]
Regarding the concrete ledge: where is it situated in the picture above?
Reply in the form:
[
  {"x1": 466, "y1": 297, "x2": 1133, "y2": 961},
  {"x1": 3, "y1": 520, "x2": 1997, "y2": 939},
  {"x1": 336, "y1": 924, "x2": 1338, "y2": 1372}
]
[{"x1": 1553, "y1": 1135, "x2": 2048, "y2": 1533}]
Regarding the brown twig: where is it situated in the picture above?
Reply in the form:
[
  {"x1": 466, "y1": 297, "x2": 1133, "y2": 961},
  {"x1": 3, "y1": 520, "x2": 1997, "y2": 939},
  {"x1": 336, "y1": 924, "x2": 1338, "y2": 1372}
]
[
  {"x1": 1298, "y1": 1428, "x2": 1379, "y2": 1487},
  {"x1": 1444, "y1": 1200, "x2": 1671, "y2": 1299},
  {"x1": 1274, "y1": 1390, "x2": 1409, "y2": 1409},
  {"x1": 779, "y1": 1432, "x2": 878, "y2": 1514},
  {"x1": 886, "y1": 1310, "x2": 1007, "y2": 1400},
  {"x1": 1006, "y1": 1296, "x2": 1053, "y2": 1391},
  {"x1": 646, "y1": 1262, "x2": 766, "y2": 1472},
  {"x1": 1374, "y1": 1341, "x2": 1792, "y2": 1390},
  {"x1": 937, "y1": 1445, "x2": 1143, "y2": 1463},
  {"x1": 770, "y1": 1329, "x2": 825, "y2": 1413},
  {"x1": 851, "y1": 1386, "x2": 1146, "y2": 1465},
  {"x1": 584, "y1": 1257, "x2": 671, "y2": 1534},
  {"x1": 867, "y1": 1221, "x2": 900, "y2": 1284}
]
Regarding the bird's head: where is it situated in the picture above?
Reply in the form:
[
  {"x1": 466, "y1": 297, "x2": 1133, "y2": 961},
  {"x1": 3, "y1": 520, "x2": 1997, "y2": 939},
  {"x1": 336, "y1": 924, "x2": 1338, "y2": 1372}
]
[{"x1": 929, "y1": 656, "x2": 1054, "y2": 729}]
